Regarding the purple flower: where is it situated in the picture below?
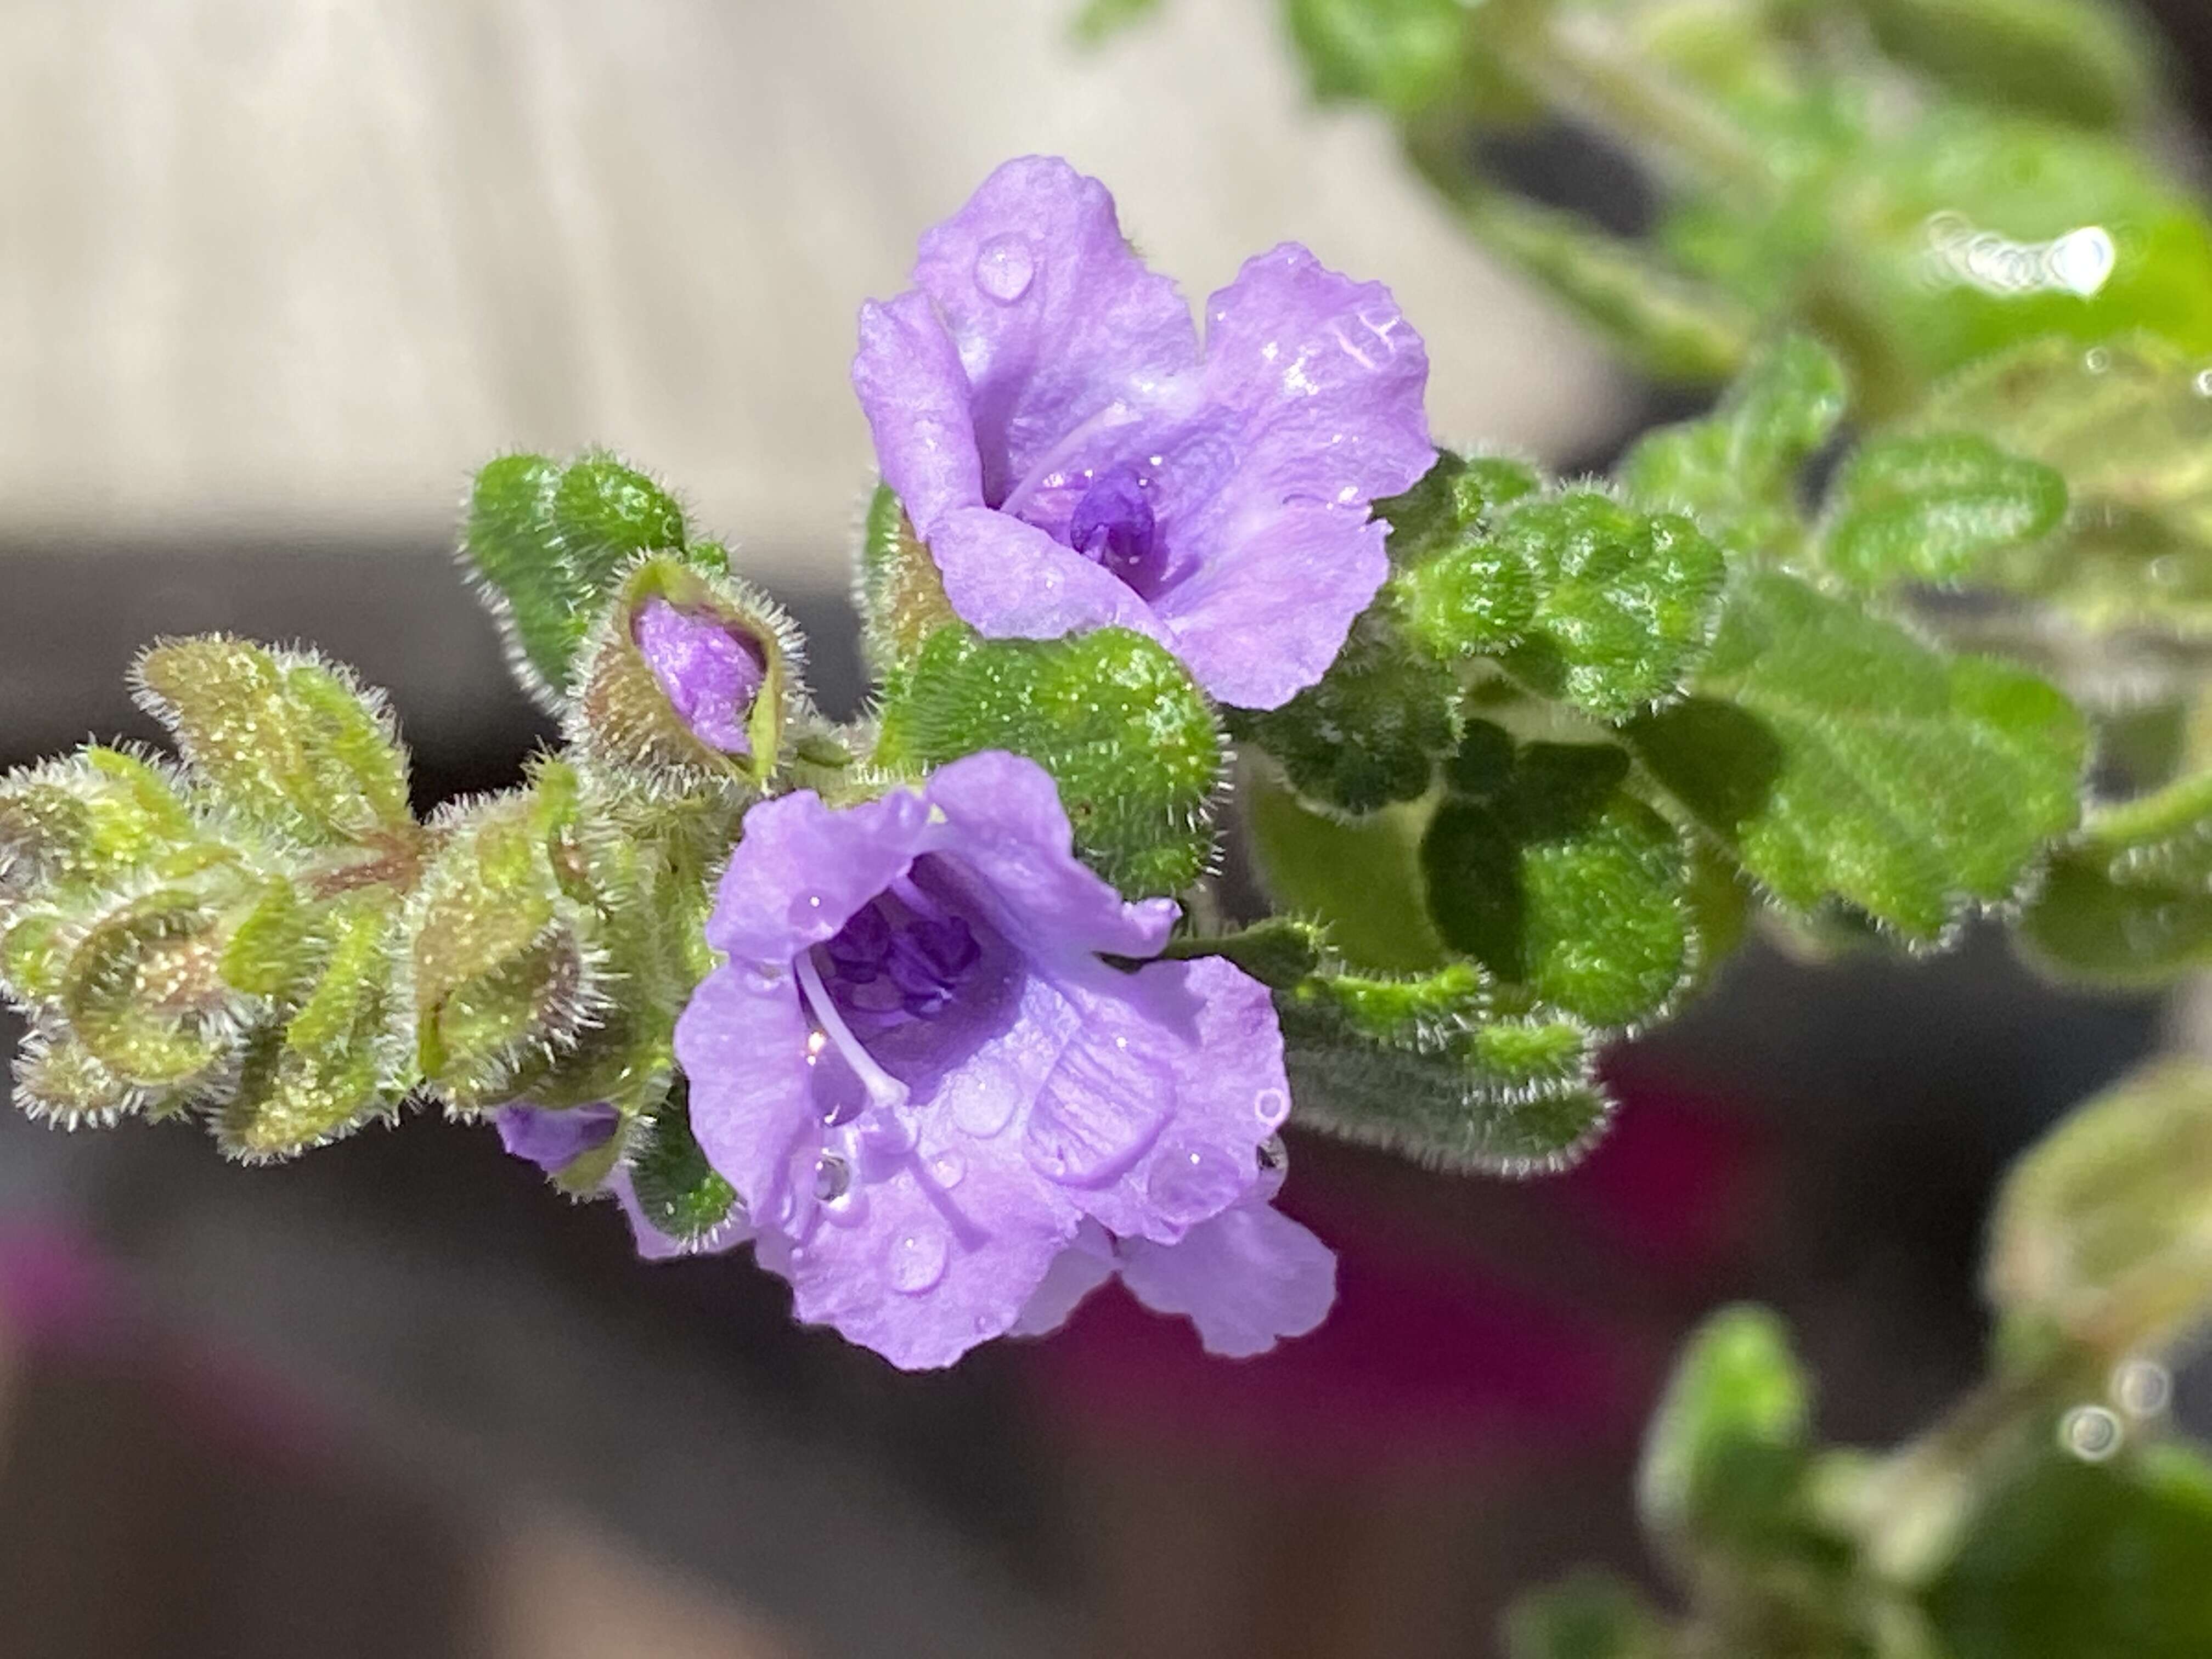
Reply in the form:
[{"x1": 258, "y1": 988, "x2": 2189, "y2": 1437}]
[
  {"x1": 673, "y1": 749, "x2": 1333, "y2": 1369},
  {"x1": 633, "y1": 598, "x2": 766, "y2": 754},
  {"x1": 851, "y1": 156, "x2": 1435, "y2": 712}
]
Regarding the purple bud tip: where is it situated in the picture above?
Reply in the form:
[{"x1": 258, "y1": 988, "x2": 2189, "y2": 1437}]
[
  {"x1": 633, "y1": 598, "x2": 769, "y2": 755},
  {"x1": 496, "y1": 1101, "x2": 621, "y2": 1172}
]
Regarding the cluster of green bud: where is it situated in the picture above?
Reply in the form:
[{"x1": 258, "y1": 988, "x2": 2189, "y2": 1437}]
[{"x1": 1, "y1": 640, "x2": 423, "y2": 1158}]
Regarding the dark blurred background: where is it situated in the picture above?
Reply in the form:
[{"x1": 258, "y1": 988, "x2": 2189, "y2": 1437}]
[{"x1": 2, "y1": 2, "x2": 2209, "y2": 1655}]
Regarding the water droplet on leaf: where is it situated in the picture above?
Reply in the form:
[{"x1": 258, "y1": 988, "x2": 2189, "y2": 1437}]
[{"x1": 2062, "y1": 1403, "x2": 2123, "y2": 1462}]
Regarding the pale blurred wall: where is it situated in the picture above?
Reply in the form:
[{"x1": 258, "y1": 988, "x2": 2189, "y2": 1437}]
[{"x1": 0, "y1": 0, "x2": 1618, "y2": 578}]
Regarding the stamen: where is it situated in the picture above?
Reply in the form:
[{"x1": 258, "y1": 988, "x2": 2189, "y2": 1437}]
[
  {"x1": 996, "y1": 400, "x2": 1142, "y2": 520},
  {"x1": 795, "y1": 948, "x2": 910, "y2": 1111}
]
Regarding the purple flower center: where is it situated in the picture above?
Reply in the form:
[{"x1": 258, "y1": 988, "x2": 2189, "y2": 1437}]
[
  {"x1": 1066, "y1": 466, "x2": 1166, "y2": 595},
  {"x1": 633, "y1": 598, "x2": 768, "y2": 754},
  {"x1": 794, "y1": 860, "x2": 990, "y2": 1124}
]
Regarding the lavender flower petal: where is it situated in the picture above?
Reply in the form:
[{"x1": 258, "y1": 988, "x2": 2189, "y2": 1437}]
[
  {"x1": 852, "y1": 290, "x2": 985, "y2": 538},
  {"x1": 1116, "y1": 1198, "x2": 1338, "y2": 1358},
  {"x1": 908, "y1": 156, "x2": 1196, "y2": 513},
  {"x1": 496, "y1": 1102, "x2": 620, "y2": 1172}
]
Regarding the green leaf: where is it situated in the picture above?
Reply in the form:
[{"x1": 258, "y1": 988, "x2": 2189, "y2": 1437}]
[
  {"x1": 133, "y1": 637, "x2": 412, "y2": 847},
  {"x1": 1283, "y1": 0, "x2": 1478, "y2": 117},
  {"x1": 1820, "y1": 433, "x2": 2068, "y2": 588},
  {"x1": 1912, "y1": 335, "x2": 2212, "y2": 635},
  {"x1": 1928, "y1": 1444, "x2": 2212, "y2": 1659},
  {"x1": 1276, "y1": 966, "x2": 1614, "y2": 1176},
  {"x1": 0, "y1": 748, "x2": 200, "y2": 910},
  {"x1": 873, "y1": 625, "x2": 1224, "y2": 899},
  {"x1": 9, "y1": 1019, "x2": 180, "y2": 1127},
  {"x1": 1403, "y1": 490, "x2": 1726, "y2": 721},
  {"x1": 2019, "y1": 771, "x2": 2212, "y2": 986},
  {"x1": 218, "y1": 893, "x2": 409, "y2": 1161},
  {"x1": 1150, "y1": 917, "x2": 1327, "y2": 990},
  {"x1": 1380, "y1": 450, "x2": 1546, "y2": 569},
  {"x1": 569, "y1": 552, "x2": 803, "y2": 791},
  {"x1": 60, "y1": 885, "x2": 245, "y2": 1089},
  {"x1": 1620, "y1": 333, "x2": 1848, "y2": 558},
  {"x1": 1629, "y1": 572, "x2": 2086, "y2": 939},
  {"x1": 860, "y1": 482, "x2": 960, "y2": 680},
  {"x1": 1844, "y1": 0, "x2": 2158, "y2": 131},
  {"x1": 1228, "y1": 606, "x2": 1462, "y2": 812},
  {"x1": 627, "y1": 1073, "x2": 741, "y2": 1245},
  {"x1": 1984, "y1": 1058, "x2": 2212, "y2": 1365},
  {"x1": 1638, "y1": 1304, "x2": 1813, "y2": 1548},
  {"x1": 410, "y1": 769, "x2": 599, "y2": 1103},
  {"x1": 1835, "y1": 110, "x2": 2212, "y2": 401},
  {"x1": 1422, "y1": 724, "x2": 1694, "y2": 1027},
  {"x1": 1504, "y1": 1570, "x2": 1672, "y2": 1659},
  {"x1": 463, "y1": 451, "x2": 689, "y2": 704},
  {"x1": 1244, "y1": 769, "x2": 1447, "y2": 973}
]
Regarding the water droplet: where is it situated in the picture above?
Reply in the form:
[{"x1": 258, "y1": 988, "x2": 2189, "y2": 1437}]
[
  {"x1": 1254, "y1": 1087, "x2": 1289, "y2": 1128},
  {"x1": 974, "y1": 234, "x2": 1035, "y2": 303},
  {"x1": 2195, "y1": 368, "x2": 2212, "y2": 398},
  {"x1": 973, "y1": 1313, "x2": 995, "y2": 1335},
  {"x1": 1257, "y1": 1133, "x2": 1287, "y2": 1172},
  {"x1": 1146, "y1": 1144, "x2": 1244, "y2": 1223},
  {"x1": 2062, "y1": 1403, "x2": 2123, "y2": 1462},
  {"x1": 788, "y1": 893, "x2": 827, "y2": 928},
  {"x1": 888, "y1": 1225, "x2": 949, "y2": 1294},
  {"x1": 929, "y1": 1149, "x2": 967, "y2": 1189},
  {"x1": 742, "y1": 961, "x2": 786, "y2": 994},
  {"x1": 950, "y1": 1060, "x2": 1019, "y2": 1137},
  {"x1": 2085, "y1": 347, "x2": 2111, "y2": 375},
  {"x1": 812, "y1": 1153, "x2": 850, "y2": 1203},
  {"x1": 2112, "y1": 1358, "x2": 2172, "y2": 1419}
]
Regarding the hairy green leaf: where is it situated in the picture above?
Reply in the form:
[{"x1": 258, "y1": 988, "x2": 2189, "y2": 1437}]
[
  {"x1": 464, "y1": 451, "x2": 689, "y2": 704},
  {"x1": 860, "y1": 482, "x2": 961, "y2": 680},
  {"x1": 1820, "y1": 432, "x2": 2067, "y2": 588},
  {"x1": 1620, "y1": 333, "x2": 1848, "y2": 559},
  {"x1": 1229, "y1": 607, "x2": 1462, "y2": 812},
  {"x1": 218, "y1": 893, "x2": 409, "y2": 1160},
  {"x1": 0, "y1": 748, "x2": 200, "y2": 910},
  {"x1": 1845, "y1": 0, "x2": 2158, "y2": 131},
  {"x1": 873, "y1": 625, "x2": 1224, "y2": 899},
  {"x1": 627, "y1": 1073, "x2": 741, "y2": 1245},
  {"x1": 1276, "y1": 965, "x2": 1613, "y2": 1176},
  {"x1": 1423, "y1": 726, "x2": 1694, "y2": 1028},
  {"x1": 134, "y1": 637, "x2": 412, "y2": 847},
  {"x1": 1629, "y1": 572, "x2": 2086, "y2": 939},
  {"x1": 1914, "y1": 335, "x2": 2212, "y2": 634},
  {"x1": 2020, "y1": 772, "x2": 2212, "y2": 985}
]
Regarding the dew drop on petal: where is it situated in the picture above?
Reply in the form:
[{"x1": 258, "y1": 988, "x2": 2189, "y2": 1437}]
[
  {"x1": 951, "y1": 1059, "x2": 1020, "y2": 1137},
  {"x1": 2061, "y1": 1403, "x2": 2123, "y2": 1462},
  {"x1": 1146, "y1": 1143, "x2": 1244, "y2": 1224},
  {"x1": 2112, "y1": 1357, "x2": 2172, "y2": 1419},
  {"x1": 929, "y1": 1149, "x2": 967, "y2": 1190},
  {"x1": 889, "y1": 1224, "x2": 949, "y2": 1294},
  {"x1": 975, "y1": 234, "x2": 1036, "y2": 303},
  {"x1": 812, "y1": 1153, "x2": 851, "y2": 1204},
  {"x1": 1254, "y1": 1087, "x2": 1289, "y2": 1128}
]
